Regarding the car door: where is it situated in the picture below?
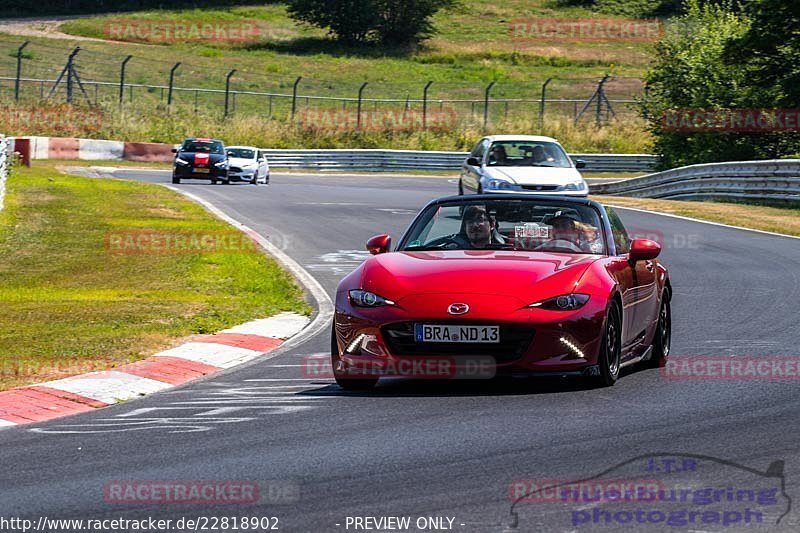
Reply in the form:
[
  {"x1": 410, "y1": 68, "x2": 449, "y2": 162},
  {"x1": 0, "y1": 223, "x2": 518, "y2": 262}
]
[
  {"x1": 461, "y1": 139, "x2": 488, "y2": 193},
  {"x1": 257, "y1": 150, "x2": 267, "y2": 179},
  {"x1": 604, "y1": 207, "x2": 645, "y2": 349}
]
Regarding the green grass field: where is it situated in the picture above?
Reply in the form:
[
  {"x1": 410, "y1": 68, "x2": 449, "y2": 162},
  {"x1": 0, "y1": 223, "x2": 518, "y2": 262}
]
[
  {"x1": 0, "y1": 1, "x2": 656, "y2": 151},
  {"x1": 0, "y1": 161, "x2": 309, "y2": 390}
]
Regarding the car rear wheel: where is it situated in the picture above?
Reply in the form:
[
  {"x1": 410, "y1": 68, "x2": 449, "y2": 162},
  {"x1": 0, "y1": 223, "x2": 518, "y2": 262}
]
[
  {"x1": 645, "y1": 292, "x2": 671, "y2": 368},
  {"x1": 458, "y1": 179, "x2": 464, "y2": 195},
  {"x1": 331, "y1": 326, "x2": 378, "y2": 391},
  {"x1": 594, "y1": 302, "x2": 621, "y2": 387}
]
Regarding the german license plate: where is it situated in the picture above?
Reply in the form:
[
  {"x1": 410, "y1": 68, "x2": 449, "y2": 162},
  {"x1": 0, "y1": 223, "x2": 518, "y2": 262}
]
[
  {"x1": 415, "y1": 324, "x2": 500, "y2": 343},
  {"x1": 194, "y1": 167, "x2": 211, "y2": 173}
]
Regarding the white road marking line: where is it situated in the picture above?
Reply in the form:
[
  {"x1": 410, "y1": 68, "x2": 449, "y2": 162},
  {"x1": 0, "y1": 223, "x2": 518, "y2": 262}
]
[
  {"x1": 165, "y1": 187, "x2": 334, "y2": 359},
  {"x1": 610, "y1": 204, "x2": 800, "y2": 241}
]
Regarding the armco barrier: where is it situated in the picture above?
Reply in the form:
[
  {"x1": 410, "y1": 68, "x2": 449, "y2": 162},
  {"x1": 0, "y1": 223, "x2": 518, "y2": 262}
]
[
  {"x1": 589, "y1": 159, "x2": 800, "y2": 203},
  {"x1": 0, "y1": 135, "x2": 8, "y2": 211},
  {"x1": 258, "y1": 149, "x2": 658, "y2": 173},
  {"x1": 7, "y1": 136, "x2": 658, "y2": 173}
]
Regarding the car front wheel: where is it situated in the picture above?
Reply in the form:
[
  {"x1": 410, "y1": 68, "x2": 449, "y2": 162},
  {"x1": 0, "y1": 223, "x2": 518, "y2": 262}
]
[
  {"x1": 645, "y1": 292, "x2": 671, "y2": 368},
  {"x1": 594, "y1": 302, "x2": 622, "y2": 387},
  {"x1": 172, "y1": 175, "x2": 180, "y2": 184}
]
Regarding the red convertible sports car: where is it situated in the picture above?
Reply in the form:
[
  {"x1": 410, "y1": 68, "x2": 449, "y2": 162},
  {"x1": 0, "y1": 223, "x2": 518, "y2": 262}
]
[{"x1": 332, "y1": 194, "x2": 671, "y2": 390}]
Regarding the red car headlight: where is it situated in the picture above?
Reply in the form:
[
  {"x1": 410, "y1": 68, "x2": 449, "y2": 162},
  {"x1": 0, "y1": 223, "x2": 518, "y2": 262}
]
[
  {"x1": 349, "y1": 290, "x2": 395, "y2": 308},
  {"x1": 528, "y1": 294, "x2": 590, "y2": 311}
]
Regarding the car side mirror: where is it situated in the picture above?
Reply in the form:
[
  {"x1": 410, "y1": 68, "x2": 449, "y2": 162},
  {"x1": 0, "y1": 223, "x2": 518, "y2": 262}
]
[
  {"x1": 629, "y1": 238, "x2": 661, "y2": 262},
  {"x1": 466, "y1": 157, "x2": 480, "y2": 167},
  {"x1": 574, "y1": 159, "x2": 587, "y2": 169},
  {"x1": 171, "y1": 148, "x2": 178, "y2": 153},
  {"x1": 366, "y1": 234, "x2": 391, "y2": 255}
]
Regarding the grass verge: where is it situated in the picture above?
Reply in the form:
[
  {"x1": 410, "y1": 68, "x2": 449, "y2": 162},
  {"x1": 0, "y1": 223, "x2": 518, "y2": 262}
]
[
  {"x1": 0, "y1": 161, "x2": 310, "y2": 390},
  {"x1": 592, "y1": 195, "x2": 800, "y2": 237}
]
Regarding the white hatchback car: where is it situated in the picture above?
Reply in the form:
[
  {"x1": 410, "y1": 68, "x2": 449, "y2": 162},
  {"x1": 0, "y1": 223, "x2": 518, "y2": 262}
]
[
  {"x1": 459, "y1": 135, "x2": 588, "y2": 196},
  {"x1": 226, "y1": 146, "x2": 270, "y2": 185}
]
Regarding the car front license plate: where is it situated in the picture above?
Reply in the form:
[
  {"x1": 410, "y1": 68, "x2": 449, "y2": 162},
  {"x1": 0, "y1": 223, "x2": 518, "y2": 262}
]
[
  {"x1": 415, "y1": 324, "x2": 500, "y2": 343},
  {"x1": 194, "y1": 167, "x2": 211, "y2": 173}
]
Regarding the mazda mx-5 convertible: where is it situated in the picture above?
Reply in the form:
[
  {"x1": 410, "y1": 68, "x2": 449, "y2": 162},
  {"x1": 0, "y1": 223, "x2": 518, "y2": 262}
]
[{"x1": 332, "y1": 194, "x2": 671, "y2": 390}]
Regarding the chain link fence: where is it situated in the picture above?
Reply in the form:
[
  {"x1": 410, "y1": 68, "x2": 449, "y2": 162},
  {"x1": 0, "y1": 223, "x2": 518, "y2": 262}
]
[{"x1": 0, "y1": 37, "x2": 645, "y2": 130}]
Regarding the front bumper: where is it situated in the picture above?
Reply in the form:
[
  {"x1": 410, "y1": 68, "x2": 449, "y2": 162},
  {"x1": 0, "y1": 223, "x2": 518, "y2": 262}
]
[
  {"x1": 174, "y1": 166, "x2": 228, "y2": 180},
  {"x1": 333, "y1": 293, "x2": 607, "y2": 380}
]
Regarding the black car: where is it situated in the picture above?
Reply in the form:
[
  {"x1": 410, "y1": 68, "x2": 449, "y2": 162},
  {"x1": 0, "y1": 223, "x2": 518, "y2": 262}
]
[{"x1": 171, "y1": 138, "x2": 230, "y2": 184}]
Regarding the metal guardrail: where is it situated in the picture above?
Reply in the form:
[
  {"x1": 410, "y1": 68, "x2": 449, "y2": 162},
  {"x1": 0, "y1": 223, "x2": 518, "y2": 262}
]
[
  {"x1": 589, "y1": 160, "x2": 800, "y2": 203},
  {"x1": 258, "y1": 149, "x2": 657, "y2": 173},
  {"x1": 0, "y1": 135, "x2": 8, "y2": 212}
]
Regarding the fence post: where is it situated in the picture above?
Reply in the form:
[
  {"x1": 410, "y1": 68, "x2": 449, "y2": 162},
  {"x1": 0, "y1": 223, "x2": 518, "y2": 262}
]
[
  {"x1": 291, "y1": 76, "x2": 302, "y2": 121},
  {"x1": 224, "y1": 69, "x2": 236, "y2": 118},
  {"x1": 167, "y1": 62, "x2": 181, "y2": 109},
  {"x1": 14, "y1": 41, "x2": 29, "y2": 102},
  {"x1": 357, "y1": 82, "x2": 368, "y2": 130},
  {"x1": 484, "y1": 81, "x2": 495, "y2": 130},
  {"x1": 119, "y1": 55, "x2": 132, "y2": 110},
  {"x1": 66, "y1": 47, "x2": 81, "y2": 103},
  {"x1": 539, "y1": 77, "x2": 553, "y2": 130},
  {"x1": 423, "y1": 81, "x2": 433, "y2": 129}
]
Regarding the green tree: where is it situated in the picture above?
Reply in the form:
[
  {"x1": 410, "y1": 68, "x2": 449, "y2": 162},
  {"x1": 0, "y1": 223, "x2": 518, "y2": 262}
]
[
  {"x1": 641, "y1": 0, "x2": 755, "y2": 168},
  {"x1": 286, "y1": 0, "x2": 378, "y2": 45},
  {"x1": 286, "y1": 0, "x2": 455, "y2": 46},
  {"x1": 724, "y1": 0, "x2": 800, "y2": 107}
]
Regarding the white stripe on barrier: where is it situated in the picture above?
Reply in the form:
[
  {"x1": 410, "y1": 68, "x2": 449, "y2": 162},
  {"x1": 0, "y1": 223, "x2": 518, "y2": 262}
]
[
  {"x1": 40, "y1": 371, "x2": 172, "y2": 404},
  {"x1": 31, "y1": 136, "x2": 49, "y2": 160},
  {"x1": 79, "y1": 138, "x2": 125, "y2": 160}
]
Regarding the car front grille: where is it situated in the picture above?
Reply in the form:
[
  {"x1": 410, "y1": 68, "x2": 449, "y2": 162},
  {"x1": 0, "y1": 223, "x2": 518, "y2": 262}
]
[
  {"x1": 230, "y1": 166, "x2": 243, "y2": 173},
  {"x1": 521, "y1": 184, "x2": 559, "y2": 191},
  {"x1": 381, "y1": 322, "x2": 534, "y2": 362}
]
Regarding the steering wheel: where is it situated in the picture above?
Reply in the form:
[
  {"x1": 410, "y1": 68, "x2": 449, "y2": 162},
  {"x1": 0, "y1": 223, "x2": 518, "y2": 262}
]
[
  {"x1": 534, "y1": 239, "x2": 583, "y2": 253},
  {"x1": 421, "y1": 234, "x2": 462, "y2": 249}
]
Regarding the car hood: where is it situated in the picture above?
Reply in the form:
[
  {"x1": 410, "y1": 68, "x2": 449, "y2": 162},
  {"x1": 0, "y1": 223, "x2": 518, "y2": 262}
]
[
  {"x1": 483, "y1": 166, "x2": 583, "y2": 185},
  {"x1": 228, "y1": 157, "x2": 256, "y2": 167},
  {"x1": 178, "y1": 152, "x2": 227, "y2": 164},
  {"x1": 360, "y1": 250, "x2": 598, "y2": 306}
]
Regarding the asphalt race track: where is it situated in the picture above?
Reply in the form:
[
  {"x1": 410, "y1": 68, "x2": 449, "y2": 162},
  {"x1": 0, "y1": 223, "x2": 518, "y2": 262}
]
[{"x1": 2, "y1": 170, "x2": 799, "y2": 532}]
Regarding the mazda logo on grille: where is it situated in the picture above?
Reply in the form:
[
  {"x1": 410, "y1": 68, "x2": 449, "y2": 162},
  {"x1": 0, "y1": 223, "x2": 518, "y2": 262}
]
[{"x1": 448, "y1": 303, "x2": 469, "y2": 315}]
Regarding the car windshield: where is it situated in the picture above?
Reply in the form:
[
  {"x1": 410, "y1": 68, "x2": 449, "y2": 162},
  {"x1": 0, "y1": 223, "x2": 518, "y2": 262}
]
[
  {"x1": 486, "y1": 141, "x2": 572, "y2": 168},
  {"x1": 227, "y1": 148, "x2": 256, "y2": 159},
  {"x1": 400, "y1": 199, "x2": 606, "y2": 254},
  {"x1": 183, "y1": 141, "x2": 224, "y2": 154}
]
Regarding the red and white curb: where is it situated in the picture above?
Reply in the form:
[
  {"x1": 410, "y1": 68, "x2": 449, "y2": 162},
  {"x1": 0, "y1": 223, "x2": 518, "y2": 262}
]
[{"x1": 0, "y1": 312, "x2": 309, "y2": 427}]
